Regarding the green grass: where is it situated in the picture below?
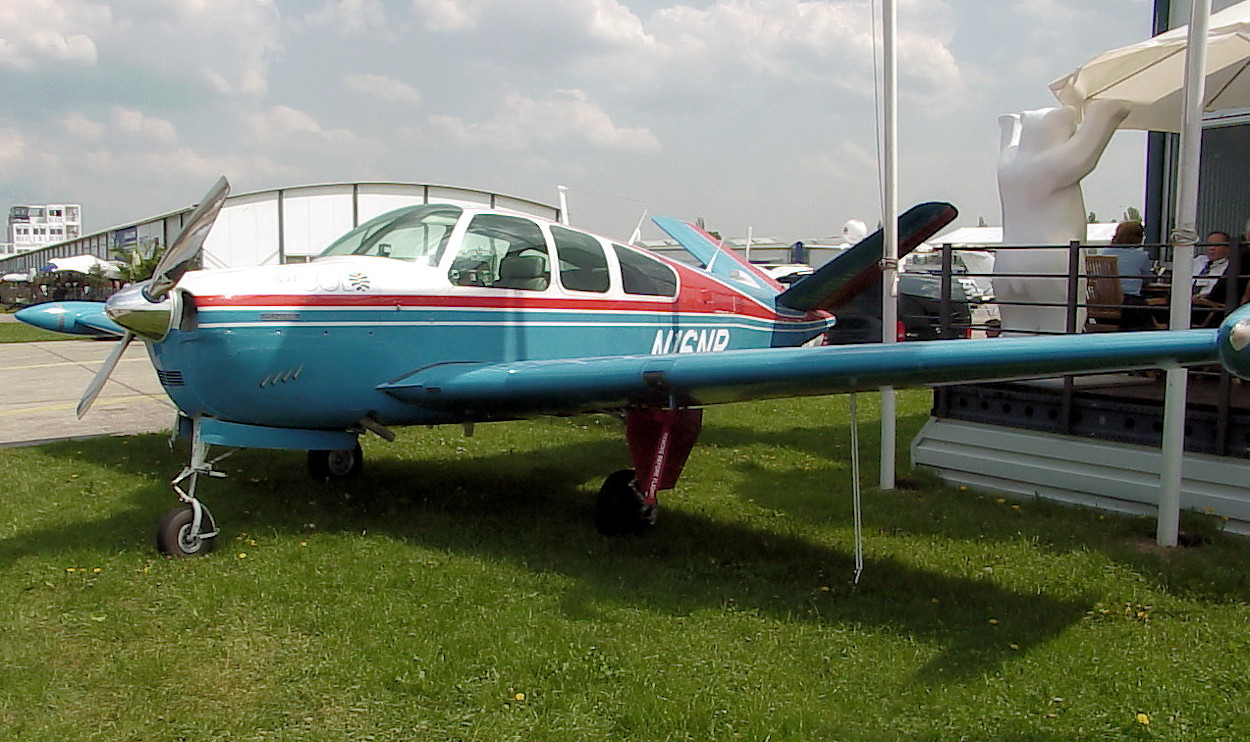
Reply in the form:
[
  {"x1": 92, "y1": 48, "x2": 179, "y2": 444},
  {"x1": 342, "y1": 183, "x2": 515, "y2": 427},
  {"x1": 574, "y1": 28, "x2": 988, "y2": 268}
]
[
  {"x1": 2, "y1": 391, "x2": 1250, "y2": 739},
  {"x1": 0, "y1": 319, "x2": 75, "y2": 343}
]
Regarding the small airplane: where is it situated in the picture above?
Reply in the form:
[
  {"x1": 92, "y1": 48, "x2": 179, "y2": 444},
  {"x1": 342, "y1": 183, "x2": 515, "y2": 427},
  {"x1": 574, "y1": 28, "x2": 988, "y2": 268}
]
[{"x1": 18, "y1": 177, "x2": 1250, "y2": 556}]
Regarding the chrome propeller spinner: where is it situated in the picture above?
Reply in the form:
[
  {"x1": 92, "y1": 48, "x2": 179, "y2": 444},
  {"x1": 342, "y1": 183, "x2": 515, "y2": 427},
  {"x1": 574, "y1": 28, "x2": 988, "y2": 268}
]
[{"x1": 77, "y1": 177, "x2": 230, "y2": 419}]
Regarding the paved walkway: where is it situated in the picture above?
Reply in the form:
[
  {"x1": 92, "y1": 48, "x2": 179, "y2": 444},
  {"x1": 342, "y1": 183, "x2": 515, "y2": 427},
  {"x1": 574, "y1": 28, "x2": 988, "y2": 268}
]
[{"x1": 0, "y1": 334, "x2": 175, "y2": 447}]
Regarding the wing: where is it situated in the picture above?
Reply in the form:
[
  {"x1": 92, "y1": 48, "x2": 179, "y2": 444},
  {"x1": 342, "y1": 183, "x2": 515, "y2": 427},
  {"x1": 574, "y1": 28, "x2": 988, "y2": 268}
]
[{"x1": 378, "y1": 323, "x2": 1239, "y2": 420}]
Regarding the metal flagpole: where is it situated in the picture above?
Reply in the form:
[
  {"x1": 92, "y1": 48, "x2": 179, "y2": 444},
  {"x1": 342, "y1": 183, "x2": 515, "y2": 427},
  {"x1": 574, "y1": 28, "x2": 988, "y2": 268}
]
[
  {"x1": 1159, "y1": 0, "x2": 1211, "y2": 547},
  {"x1": 879, "y1": 0, "x2": 899, "y2": 490}
]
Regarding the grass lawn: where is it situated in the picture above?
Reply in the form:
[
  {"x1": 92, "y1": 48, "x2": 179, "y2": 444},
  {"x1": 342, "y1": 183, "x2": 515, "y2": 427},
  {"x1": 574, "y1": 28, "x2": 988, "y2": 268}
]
[
  {"x1": 0, "y1": 318, "x2": 75, "y2": 343},
  {"x1": 1, "y1": 390, "x2": 1249, "y2": 740}
]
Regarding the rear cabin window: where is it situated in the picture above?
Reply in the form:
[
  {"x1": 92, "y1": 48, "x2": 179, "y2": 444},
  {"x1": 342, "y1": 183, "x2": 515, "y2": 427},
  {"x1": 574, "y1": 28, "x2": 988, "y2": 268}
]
[
  {"x1": 449, "y1": 214, "x2": 551, "y2": 291},
  {"x1": 613, "y1": 244, "x2": 678, "y2": 297},
  {"x1": 552, "y1": 226, "x2": 610, "y2": 293}
]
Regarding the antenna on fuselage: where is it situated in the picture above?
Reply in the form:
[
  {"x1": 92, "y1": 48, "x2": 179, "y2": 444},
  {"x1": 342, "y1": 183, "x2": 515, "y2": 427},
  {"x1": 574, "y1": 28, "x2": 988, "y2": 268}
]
[
  {"x1": 557, "y1": 185, "x2": 570, "y2": 225},
  {"x1": 629, "y1": 209, "x2": 649, "y2": 245}
]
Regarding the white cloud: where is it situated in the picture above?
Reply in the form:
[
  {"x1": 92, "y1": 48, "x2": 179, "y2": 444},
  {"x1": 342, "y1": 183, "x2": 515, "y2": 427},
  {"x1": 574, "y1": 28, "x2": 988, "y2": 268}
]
[
  {"x1": 245, "y1": 105, "x2": 364, "y2": 150},
  {"x1": 0, "y1": 128, "x2": 26, "y2": 169},
  {"x1": 342, "y1": 73, "x2": 422, "y2": 105},
  {"x1": 576, "y1": 0, "x2": 654, "y2": 46},
  {"x1": 428, "y1": 90, "x2": 660, "y2": 153},
  {"x1": 304, "y1": 0, "x2": 388, "y2": 34},
  {"x1": 0, "y1": 0, "x2": 108, "y2": 69},
  {"x1": 58, "y1": 113, "x2": 106, "y2": 141},
  {"x1": 0, "y1": 0, "x2": 1157, "y2": 241},
  {"x1": 110, "y1": 106, "x2": 178, "y2": 145},
  {"x1": 102, "y1": 0, "x2": 282, "y2": 98},
  {"x1": 411, "y1": 0, "x2": 483, "y2": 32},
  {"x1": 567, "y1": 0, "x2": 964, "y2": 114}
]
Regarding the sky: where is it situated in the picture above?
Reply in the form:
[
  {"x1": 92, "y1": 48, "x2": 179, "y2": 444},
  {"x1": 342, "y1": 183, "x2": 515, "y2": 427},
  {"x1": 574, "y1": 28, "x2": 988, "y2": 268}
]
[{"x1": 0, "y1": 0, "x2": 1157, "y2": 244}]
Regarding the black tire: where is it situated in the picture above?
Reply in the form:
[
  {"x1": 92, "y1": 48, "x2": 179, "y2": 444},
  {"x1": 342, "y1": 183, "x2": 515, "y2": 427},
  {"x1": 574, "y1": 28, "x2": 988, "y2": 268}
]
[
  {"x1": 308, "y1": 442, "x2": 363, "y2": 481},
  {"x1": 155, "y1": 505, "x2": 216, "y2": 557},
  {"x1": 594, "y1": 468, "x2": 656, "y2": 536}
]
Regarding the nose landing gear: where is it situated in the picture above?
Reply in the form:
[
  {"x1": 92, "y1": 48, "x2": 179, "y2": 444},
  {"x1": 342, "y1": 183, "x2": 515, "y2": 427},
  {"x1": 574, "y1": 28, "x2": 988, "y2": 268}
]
[{"x1": 155, "y1": 420, "x2": 230, "y2": 557}]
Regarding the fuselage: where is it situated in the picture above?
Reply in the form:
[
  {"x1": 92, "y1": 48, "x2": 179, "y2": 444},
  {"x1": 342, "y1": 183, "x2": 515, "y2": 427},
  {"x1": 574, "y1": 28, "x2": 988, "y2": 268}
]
[{"x1": 149, "y1": 204, "x2": 833, "y2": 429}]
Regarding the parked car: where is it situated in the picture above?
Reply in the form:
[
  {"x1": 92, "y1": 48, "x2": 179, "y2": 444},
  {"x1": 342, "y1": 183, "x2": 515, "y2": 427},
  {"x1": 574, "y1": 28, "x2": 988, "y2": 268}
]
[
  {"x1": 823, "y1": 272, "x2": 976, "y2": 344},
  {"x1": 754, "y1": 262, "x2": 978, "y2": 343}
]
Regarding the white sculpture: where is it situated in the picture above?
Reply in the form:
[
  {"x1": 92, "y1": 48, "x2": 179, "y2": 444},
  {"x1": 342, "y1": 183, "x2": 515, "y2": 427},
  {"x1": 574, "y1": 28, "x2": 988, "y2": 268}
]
[{"x1": 994, "y1": 100, "x2": 1131, "y2": 334}]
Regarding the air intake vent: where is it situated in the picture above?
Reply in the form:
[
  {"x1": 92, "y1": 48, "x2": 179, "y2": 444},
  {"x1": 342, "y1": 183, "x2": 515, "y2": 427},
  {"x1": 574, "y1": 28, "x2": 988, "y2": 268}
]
[{"x1": 157, "y1": 369, "x2": 185, "y2": 387}]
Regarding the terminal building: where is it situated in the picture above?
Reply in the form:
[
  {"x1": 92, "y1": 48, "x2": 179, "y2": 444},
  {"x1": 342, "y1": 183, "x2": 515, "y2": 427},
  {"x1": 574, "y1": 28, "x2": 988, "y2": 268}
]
[{"x1": 3, "y1": 203, "x2": 81, "y2": 257}]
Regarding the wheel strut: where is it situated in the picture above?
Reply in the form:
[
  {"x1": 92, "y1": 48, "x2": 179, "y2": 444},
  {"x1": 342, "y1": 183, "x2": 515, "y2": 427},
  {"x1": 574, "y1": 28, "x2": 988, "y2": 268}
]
[{"x1": 158, "y1": 416, "x2": 234, "y2": 555}]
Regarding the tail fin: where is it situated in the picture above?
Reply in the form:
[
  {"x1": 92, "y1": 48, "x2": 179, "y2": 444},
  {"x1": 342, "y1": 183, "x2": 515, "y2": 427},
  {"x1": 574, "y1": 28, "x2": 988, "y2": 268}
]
[
  {"x1": 650, "y1": 216, "x2": 782, "y2": 305},
  {"x1": 775, "y1": 202, "x2": 957, "y2": 313}
]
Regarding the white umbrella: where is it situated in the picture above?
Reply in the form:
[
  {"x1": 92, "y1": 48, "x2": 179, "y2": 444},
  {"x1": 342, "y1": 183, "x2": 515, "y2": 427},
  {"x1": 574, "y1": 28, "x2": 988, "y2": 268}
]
[
  {"x1": 1050, "y1": 0, "x2": 1250, "y2": 132},
  {"x1": 44, "y1": 255, "x2": 122, "y2": 279}
]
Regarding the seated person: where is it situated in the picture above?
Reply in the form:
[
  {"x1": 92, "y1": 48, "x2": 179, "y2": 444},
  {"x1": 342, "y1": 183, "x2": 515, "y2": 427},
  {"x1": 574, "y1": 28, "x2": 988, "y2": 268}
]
[
  {"x1": 1193, "y1": 231, "x2": 1250, "y2": 327},
  {"x1": 1096, "y1": 220, "x2": 1154, "y2": 330}
]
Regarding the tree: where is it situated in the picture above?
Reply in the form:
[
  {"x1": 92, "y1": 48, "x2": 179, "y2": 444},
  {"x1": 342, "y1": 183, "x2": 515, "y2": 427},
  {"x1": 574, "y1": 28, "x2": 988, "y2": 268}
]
[
  {"x1": 1123, "y1": 206, "x2": 1142, "y2": 222},
  {"x1": 1087, "y1": 211, "x2": 1098, "y2": 223},
  {"x1": 112, "y1": 238, "x2": 167, "y2": 283}
]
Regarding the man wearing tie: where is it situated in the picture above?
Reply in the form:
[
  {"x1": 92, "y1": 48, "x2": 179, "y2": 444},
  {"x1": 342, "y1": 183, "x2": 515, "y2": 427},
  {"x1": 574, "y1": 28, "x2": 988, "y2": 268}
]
[{"x1": 1192, "y1": 230, "x2": 1232, "y2": 326}]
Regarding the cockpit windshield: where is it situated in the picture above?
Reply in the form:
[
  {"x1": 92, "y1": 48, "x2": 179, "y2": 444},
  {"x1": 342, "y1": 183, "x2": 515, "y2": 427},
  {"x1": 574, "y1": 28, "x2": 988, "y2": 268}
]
[{"x1": 318, "y1": 205, "x2": 462, "y2": 265}]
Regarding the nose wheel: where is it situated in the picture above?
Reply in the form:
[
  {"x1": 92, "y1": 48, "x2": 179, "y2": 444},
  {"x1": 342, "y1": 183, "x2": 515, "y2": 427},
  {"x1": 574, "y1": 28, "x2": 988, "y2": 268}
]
[
  {"x1": 156, "y1": 503, "x2": 218, "y2": 556},
  {"x1": 156, "y1": 416, "x2": 228, "y2": 557}
]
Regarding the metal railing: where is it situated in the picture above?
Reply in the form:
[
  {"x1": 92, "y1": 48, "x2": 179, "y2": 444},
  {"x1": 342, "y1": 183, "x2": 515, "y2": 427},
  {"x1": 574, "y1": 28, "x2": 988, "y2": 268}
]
[{"x1": 918, "y1": 239, "x2": 1250, "y2": 458}]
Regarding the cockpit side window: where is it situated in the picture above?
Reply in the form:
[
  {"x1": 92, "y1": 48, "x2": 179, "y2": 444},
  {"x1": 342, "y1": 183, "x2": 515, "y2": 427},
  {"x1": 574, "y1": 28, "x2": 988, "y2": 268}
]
[
  {"x1": 318, "y1": 205, "x2": 461, "y2": 266},
  {"x1": 449, "y1": 214, "x2": 551, "y2": 291},
  {"x1": 552, "y1": 226, "x2": 610, "y2": 293},
  {"x1": 612, "y1": 244, "x2": 678, "y2": 297}
]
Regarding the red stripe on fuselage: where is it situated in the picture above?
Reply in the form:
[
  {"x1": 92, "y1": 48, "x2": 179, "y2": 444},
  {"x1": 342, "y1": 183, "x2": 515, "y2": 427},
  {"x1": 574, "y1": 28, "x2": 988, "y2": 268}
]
[
  {"x1": 194, "y1": 290, "x2": 829, "y2": 325},
  {"x1": 193, "y1": 260, "x2": 829, "y2": 324}
]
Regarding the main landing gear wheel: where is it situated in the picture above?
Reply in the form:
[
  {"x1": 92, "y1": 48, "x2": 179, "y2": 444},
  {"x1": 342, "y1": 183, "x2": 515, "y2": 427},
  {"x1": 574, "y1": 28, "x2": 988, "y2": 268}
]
[
  {"x1": 155, "y1": 505, "x2": 217, "y2": 557},
  {"x1": 595, "y1": 468, "x2": 657, "y2": 536},
  {"x1": 308, "y1": 442, "x2": 363, "y2": 481}
]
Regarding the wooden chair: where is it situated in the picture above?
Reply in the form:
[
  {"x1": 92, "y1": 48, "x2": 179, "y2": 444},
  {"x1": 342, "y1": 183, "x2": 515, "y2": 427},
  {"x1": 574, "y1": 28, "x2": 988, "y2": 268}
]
[{"x1": 1085, "y1": 254, "x2": 1123, "y2": 332}]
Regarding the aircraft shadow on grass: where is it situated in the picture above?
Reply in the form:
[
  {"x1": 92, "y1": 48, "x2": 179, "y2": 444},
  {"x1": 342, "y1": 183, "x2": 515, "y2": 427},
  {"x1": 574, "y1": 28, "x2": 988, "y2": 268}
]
[
  {"x1": 706, "y1": 417, "x2": 1250, "y2": 606},
  {"x1": 2, "y1": 429, "x2": 1095, "y2": 683}
]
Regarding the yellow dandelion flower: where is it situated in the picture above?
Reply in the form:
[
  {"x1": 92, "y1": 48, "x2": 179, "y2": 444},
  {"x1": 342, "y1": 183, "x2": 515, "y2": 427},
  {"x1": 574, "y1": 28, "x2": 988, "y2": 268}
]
[
  {"x1": 237, "y1": 552, "x2": 247, "y2": 559},
  {"x1": 514, "y1": 692, "x2": 525, "y2": 702},
  {"x1": 1135, "y1": 713, "x2": 1150, "y2": 725},
  {"x1": 92, "y1": 568, "x2": 102, "y2": 574},
  {"x1": 988, "y1": 618, "x2": 999, "y2": 625}
]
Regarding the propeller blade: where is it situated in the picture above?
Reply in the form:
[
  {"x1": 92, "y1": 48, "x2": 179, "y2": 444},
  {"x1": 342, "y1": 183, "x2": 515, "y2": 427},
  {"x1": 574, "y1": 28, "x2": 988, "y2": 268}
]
[
  {"x1": 143, "y1": 176, "x2": 230, "y2": 302},
  {"x1": 77, "y1": 331, "x2": 134, "y2": 419}
]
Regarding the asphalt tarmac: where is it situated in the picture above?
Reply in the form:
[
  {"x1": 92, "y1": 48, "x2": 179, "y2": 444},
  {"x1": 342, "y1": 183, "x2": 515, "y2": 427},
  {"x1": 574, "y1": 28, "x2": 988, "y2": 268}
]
[{"x1": 0, "y1": 313, "x2": 174, "y2": 447}]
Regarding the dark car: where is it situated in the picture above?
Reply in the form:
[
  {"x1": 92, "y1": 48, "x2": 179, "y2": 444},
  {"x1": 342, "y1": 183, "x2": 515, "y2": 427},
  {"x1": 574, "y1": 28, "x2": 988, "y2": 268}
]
[{"x1": 823, "y1": 272, "x2": 975, "y2": 344}]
